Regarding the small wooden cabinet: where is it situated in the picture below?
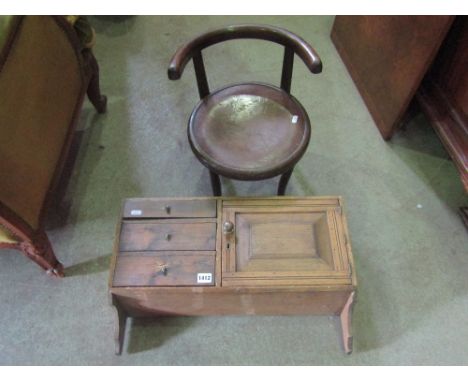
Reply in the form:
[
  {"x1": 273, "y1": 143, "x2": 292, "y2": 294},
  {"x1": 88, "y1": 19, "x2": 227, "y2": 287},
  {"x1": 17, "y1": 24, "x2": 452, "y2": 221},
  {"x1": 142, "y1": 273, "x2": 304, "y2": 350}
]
[{"x1": 109, "y1": 197, "x2": 357, "y2": 354}]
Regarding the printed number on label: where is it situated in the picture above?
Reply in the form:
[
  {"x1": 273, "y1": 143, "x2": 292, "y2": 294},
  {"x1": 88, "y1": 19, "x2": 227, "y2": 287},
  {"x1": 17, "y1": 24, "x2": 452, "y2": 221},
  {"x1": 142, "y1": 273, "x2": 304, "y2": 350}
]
[{"x1": 197, "y1": 273, "x2": 212, "y2": 284}]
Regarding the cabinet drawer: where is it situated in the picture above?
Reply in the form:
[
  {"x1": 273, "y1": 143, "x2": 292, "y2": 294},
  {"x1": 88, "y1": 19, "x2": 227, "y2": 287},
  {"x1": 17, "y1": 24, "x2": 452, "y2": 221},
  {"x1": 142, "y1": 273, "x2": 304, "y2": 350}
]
[
  {"x1": 113, "y1": 252, "x2": 215, "y2": 287},
  {"x1": 119, "y1": 221, "x2": 216, "y2": 251},
  {"x1": 123, "y1": 198, "x2": 216, "y2": 218}
]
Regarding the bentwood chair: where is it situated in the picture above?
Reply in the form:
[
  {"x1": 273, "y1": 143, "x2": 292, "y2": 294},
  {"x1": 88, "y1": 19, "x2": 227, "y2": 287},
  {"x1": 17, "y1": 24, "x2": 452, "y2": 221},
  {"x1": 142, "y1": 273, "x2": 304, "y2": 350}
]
[{"x1": 168, "y1": 24, "x2": 322, "y2": 196}]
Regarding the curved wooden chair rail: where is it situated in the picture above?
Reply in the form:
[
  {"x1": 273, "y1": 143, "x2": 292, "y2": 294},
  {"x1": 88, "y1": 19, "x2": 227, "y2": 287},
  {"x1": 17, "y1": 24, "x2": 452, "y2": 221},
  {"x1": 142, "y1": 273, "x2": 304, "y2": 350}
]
[{"x1": 168, "y1": 24, "x2": 322, "y2": 97}]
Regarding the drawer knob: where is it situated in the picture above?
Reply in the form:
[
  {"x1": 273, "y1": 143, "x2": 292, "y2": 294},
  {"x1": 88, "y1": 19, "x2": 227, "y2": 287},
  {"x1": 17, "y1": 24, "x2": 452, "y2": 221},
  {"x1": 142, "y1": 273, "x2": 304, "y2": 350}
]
[
  {"x1": 164, "y1": 205, "x2": 171, "y2": 214},
  {"x1": 165, "y1": 233, "x2": 172, "y2": 241},
  {"x1": 157, "y1": 264, "x2": 168, "y2": 276},
  {"x1": 223, "y1": 221, "x2": 234, "y2": 234}
]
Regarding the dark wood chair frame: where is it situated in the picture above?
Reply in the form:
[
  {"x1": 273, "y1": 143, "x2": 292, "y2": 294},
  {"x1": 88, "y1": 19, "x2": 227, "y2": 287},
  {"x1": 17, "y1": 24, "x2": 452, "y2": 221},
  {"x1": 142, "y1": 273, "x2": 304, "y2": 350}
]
[
  {"x1": 0, "y1": 16, "x2": 107, "y2": 277},
  {"x1": 168, "y1": 24, "x2": 322, "y2": 196}
]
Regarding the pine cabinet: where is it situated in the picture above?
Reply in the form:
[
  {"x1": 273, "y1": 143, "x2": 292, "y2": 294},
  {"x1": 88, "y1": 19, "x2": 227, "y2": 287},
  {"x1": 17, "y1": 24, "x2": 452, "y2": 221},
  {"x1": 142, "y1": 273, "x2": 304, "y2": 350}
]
[{"x1": 109, "y1": 197, "x2": 357, "y2": 354}]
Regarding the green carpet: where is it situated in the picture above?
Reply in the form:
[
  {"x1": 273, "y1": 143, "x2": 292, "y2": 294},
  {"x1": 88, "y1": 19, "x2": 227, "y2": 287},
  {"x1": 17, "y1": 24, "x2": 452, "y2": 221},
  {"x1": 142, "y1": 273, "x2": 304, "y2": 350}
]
[{"x1": 0, "y1": 16, "x2": 467, "y2": 365}]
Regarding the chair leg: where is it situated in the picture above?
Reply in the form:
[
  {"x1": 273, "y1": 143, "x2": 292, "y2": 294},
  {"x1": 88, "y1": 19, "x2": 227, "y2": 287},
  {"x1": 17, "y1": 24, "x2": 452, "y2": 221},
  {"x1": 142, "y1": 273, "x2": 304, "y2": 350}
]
[
  {"x1": 277, "y1": 168, "x2": 294, "y2": 195},
  {"x1": 209, "y1": 171, "x2": 222, "y2": 196},
  {"x1": 86, "y1": 52, "x2": 107, "y2": 114},
  {"x1": 19, "y1": 230, "x2": 64, "y2": 277}
]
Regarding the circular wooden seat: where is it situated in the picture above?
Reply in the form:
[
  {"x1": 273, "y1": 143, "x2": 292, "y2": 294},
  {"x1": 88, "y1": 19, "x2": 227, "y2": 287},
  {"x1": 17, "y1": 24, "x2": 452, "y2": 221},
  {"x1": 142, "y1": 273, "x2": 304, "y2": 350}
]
[
  {"x1": 188, "y1": 83, "x2": 311, "y2": 181},
  {"x1": 168, "y1": 24, "x2": 322, "y2": 195}
]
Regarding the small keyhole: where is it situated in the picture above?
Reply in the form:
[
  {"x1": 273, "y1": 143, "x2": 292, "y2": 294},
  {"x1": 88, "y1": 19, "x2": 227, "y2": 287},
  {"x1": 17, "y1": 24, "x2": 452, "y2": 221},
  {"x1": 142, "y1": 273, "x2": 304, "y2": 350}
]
[{"x1": 227, "y1": 243, "x2": 230, "y2": 249}]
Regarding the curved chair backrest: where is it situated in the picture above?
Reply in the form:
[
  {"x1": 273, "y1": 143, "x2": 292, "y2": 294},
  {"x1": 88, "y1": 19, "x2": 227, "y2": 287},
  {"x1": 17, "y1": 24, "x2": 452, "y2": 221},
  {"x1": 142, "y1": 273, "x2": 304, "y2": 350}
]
[{"x1": 168, "y1": 24, "x2": 322, "y2": 98}]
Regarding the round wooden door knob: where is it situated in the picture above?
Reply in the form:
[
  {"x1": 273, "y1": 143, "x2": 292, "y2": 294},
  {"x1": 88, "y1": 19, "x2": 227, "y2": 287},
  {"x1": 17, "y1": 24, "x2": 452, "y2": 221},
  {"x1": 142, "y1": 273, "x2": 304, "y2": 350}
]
[{"x1": 223, "y1": 221, "x2": 234, "y2": 234}]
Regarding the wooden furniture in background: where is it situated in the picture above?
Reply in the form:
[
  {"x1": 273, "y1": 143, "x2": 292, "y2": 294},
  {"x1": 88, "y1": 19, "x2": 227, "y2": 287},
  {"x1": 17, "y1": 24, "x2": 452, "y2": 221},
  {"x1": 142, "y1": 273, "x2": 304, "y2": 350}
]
[
  {"x1": 109, "y1": 196, "x2": 357, "y2": 355},
  {"x1": 168, "y1": 24, "x2": 322, "y2": 196},
  {"x1": 331, "y1": 16, "x2": 467, "y2": 196},
  {"x1": 331, "y1": 16, "x2": 454, "y2": 140},
  {"x1": 0, "y1": 16, "x2": 107, "y2": 276},
  {"x1": 417, "y1": 16, "x2": 468, "y2": 192}
]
